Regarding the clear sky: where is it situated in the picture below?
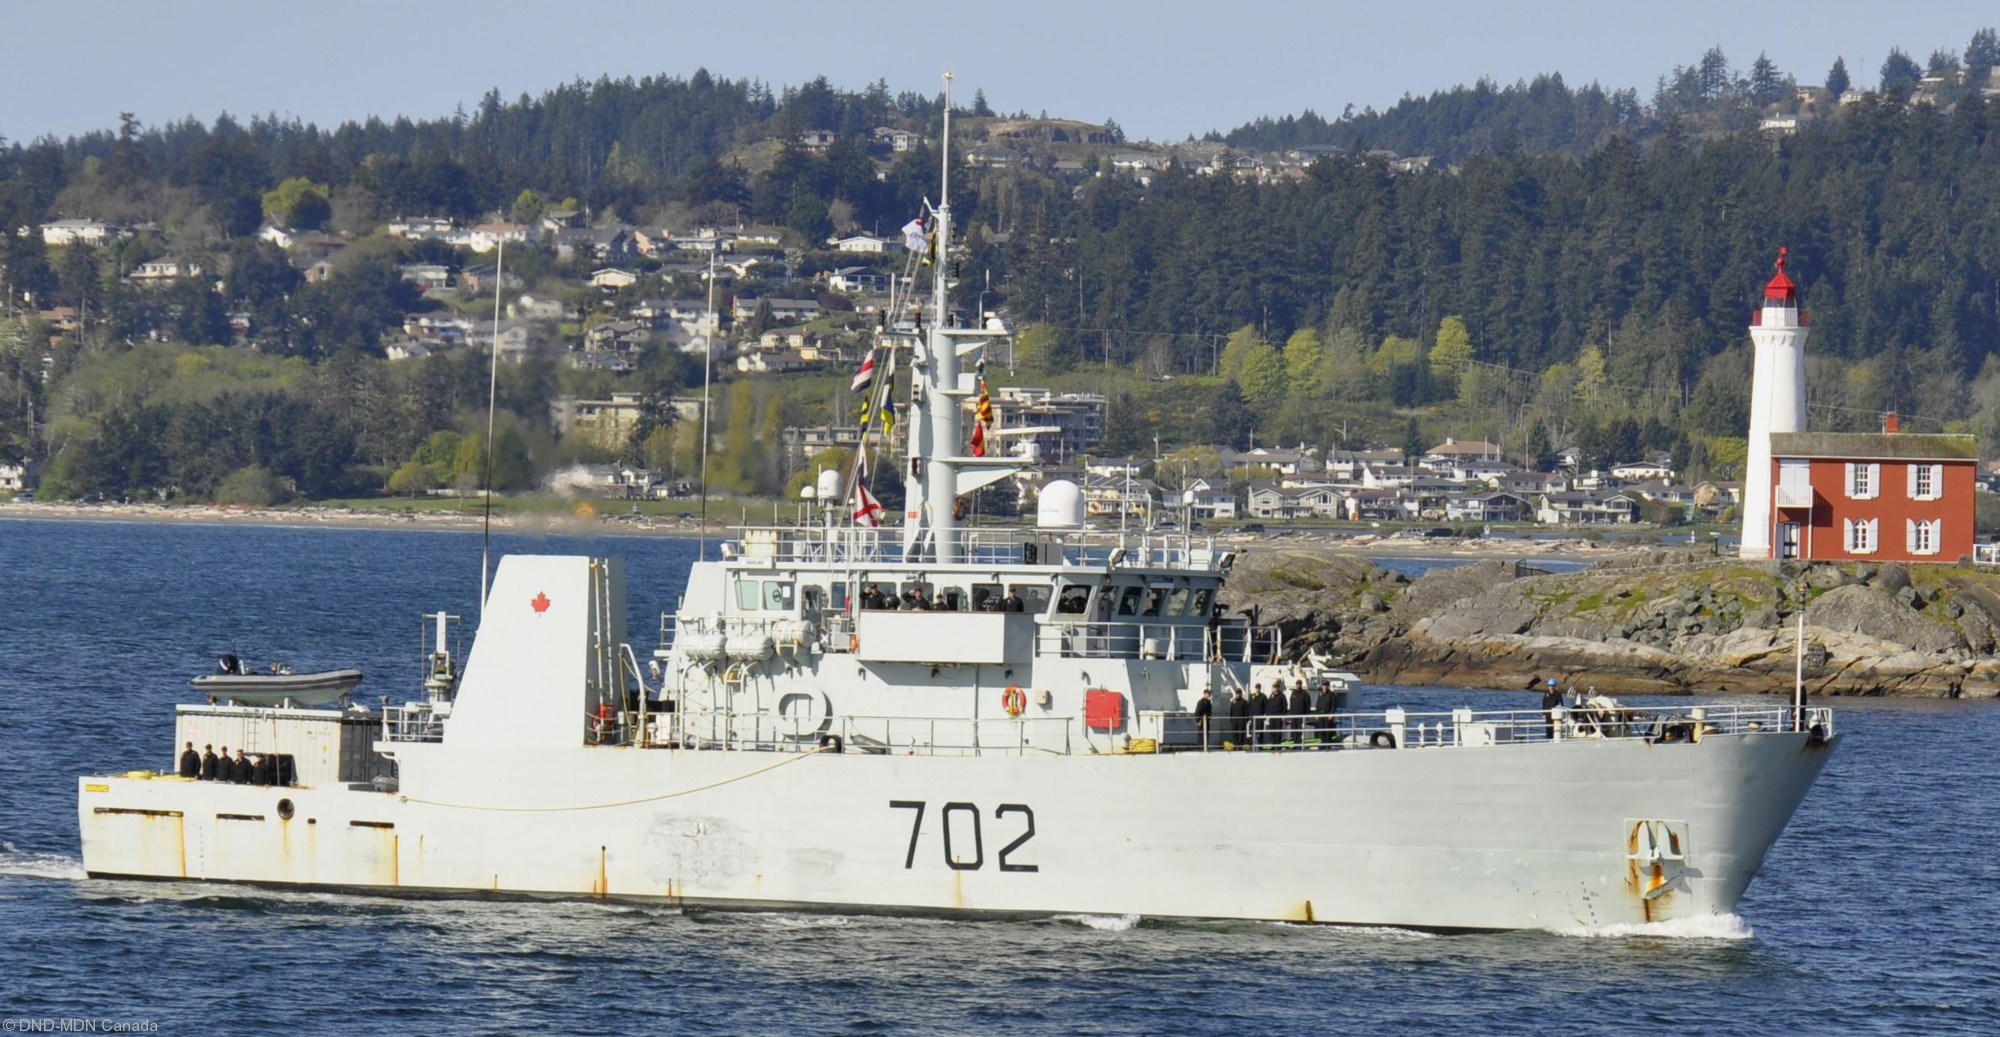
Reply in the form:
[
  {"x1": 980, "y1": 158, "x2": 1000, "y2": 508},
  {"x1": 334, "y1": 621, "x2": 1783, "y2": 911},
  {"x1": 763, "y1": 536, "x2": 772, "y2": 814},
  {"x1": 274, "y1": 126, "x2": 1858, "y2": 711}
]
[{"x1": 3, "y1": 0, "x2": 1994, "y2": 144}]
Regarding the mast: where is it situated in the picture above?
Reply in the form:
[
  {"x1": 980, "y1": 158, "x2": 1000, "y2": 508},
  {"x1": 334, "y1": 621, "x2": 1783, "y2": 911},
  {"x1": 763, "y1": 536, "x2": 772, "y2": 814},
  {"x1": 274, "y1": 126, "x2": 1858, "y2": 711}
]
[{"x1": 926, "y1": 72, "x2": 960, "y2": 564}]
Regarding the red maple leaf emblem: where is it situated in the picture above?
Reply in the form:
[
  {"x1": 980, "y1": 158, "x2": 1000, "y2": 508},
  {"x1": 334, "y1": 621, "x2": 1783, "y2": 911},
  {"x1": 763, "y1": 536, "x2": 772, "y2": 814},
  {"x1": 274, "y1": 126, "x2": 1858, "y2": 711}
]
[{"x1": 531, "y1": 592, "x2": 551, "y2": 613}]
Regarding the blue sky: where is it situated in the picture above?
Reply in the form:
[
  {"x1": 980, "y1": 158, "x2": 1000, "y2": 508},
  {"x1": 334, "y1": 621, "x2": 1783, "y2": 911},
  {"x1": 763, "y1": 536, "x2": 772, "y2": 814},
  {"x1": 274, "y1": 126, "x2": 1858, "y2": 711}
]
[{"x1": 3, "y1": 0, "x2": 1994, "y2": 144}]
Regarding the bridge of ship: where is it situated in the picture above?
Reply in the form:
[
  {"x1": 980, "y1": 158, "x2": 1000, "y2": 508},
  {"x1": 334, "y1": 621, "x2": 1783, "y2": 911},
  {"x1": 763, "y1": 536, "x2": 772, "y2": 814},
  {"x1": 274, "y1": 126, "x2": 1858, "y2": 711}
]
[{"x1": 667, "y1": 524, "x2": 1277, "y2": 668}]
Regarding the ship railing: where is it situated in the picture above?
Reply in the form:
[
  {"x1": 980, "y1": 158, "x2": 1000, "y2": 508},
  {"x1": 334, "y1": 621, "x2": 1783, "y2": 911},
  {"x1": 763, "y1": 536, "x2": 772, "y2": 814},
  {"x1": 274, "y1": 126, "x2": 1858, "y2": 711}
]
[
  {"x1": 723, "y1": 524, "x2": 1228, "y2": 571},
  {"x1": 1034, "y1": 619, "x2": 1280, "y2": 662},
  {"x1": 1158, "y1": 704, "x2": 1834, "y2": 752},
  {"x1": 381, "y1": 702, "x2": 448, "y2": 743},
  {"x1": 644, "y1": 708, "x2": 1075, "y2": 757}
]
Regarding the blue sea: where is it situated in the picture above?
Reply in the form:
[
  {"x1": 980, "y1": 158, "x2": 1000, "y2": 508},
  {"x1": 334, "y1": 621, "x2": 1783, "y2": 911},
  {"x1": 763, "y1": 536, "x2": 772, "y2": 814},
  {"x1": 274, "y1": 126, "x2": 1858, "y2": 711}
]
[{"x1": 2, "y1": 518, "x2": 1996, "y2": 1035}]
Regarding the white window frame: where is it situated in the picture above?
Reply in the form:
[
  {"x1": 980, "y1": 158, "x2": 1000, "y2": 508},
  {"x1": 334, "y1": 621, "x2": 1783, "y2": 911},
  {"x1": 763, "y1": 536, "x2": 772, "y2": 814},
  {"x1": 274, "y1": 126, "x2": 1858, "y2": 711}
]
[
  {"x1": 1908, "y1": 463, "x2": 1942, "y2": 502},
  {"x1": 1846, "y1": 462, "x2": 1880, "y2": 500},
  {"x1": 1845, "y1": 517, "x2": 1878, "y2": 555},
  {"x1": 1908, "y1": 518, "x2": 1941, "y2": 556}
]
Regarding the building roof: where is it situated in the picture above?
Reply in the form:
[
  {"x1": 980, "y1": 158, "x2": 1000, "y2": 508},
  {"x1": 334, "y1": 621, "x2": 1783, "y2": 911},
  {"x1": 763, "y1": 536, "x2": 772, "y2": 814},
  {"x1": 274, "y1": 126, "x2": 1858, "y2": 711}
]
[
  {"x1": 1763, "y1": 246, "x2": 1797, "y2": 302},
  {"x1": 1769, "y1": 432, "x2": 1977, "y2": 462}
]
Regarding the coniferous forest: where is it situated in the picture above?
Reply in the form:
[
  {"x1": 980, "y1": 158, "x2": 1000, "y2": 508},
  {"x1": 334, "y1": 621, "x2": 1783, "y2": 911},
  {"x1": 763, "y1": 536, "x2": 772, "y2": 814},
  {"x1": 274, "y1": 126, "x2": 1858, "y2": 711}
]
[{"x1": 2, "y1": 37, "x2": 1999, "y2": 502}]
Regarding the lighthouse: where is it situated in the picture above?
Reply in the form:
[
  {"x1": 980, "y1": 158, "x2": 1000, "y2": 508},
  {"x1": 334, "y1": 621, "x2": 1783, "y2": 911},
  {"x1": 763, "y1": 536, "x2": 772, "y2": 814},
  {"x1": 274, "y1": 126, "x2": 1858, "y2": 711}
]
[{"x1": 1739, "y1": 247, "x2": 1808, "y2": 559}]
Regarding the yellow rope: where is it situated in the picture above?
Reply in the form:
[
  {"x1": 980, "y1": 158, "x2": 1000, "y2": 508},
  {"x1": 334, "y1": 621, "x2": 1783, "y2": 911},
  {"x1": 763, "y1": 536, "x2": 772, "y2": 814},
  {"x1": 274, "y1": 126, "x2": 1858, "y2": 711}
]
[{"x1": 398, "y1": 745, "x2": 829, "y2": 812}]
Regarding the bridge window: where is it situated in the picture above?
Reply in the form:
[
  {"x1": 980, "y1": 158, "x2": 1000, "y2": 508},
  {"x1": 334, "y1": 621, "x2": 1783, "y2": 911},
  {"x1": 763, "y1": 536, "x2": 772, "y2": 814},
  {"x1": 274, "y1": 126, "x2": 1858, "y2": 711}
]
[
  {"x1": 1116, "y1": 586, "x2": 1144, "y2": 616},
  {"x1": 1141, "y1": 587, "x2": 1167, "y2": 617},
  {"x1": 764, "y1": 582, "x2": 795, "y2": 611},
  {"x1": 1191, "y1": 587, "x2": 1214, "y2": 618},
  {"x1": 1056, "y1": 584, "x2": 1091, "y2": 615},
  {"x1": 735, "y1": 580, "x2": 761, "y2": 610},
  {"x1": 970, "y1": 583, "x2": 1003, "y2": 611},
  {"x1": 1009, "y1": 584, "x2": 1052, "y2": 615},
  {"x1": 1167, "y1": 585, "x2": 1192, "y2": 616}
]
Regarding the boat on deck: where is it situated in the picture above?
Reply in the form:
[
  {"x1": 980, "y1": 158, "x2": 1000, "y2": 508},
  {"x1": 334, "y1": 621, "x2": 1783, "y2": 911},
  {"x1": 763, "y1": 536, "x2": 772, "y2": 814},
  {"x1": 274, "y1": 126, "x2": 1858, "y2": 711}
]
[{"x1": 189, "y1": 656, "x2": 363, "y2": 708}]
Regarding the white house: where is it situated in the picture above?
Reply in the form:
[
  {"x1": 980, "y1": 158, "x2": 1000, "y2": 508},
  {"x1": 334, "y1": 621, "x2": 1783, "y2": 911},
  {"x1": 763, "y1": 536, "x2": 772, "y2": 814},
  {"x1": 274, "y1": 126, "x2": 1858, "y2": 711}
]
[
  {"x1": 1184, "y1": 478, "x2": 1236, "y2": 519},
  {"x1": 41, "y1": 219, "x2": 128, "y2": 246},
  {"x1": 467, "y1": 223, "x2": 533, "y2": 254},
  {"x1": 832, "y1": 234, "x2": 890, "y2": 254},
  {"x1": 398, "y1": 263, "x2": 452, "y2": 291},
  {"x1": 511, "y1": 293, "x2": 567, "y2": 321},
  {"x1": 590, "y1": 268, "x2": 639, "y2": 289},
  {"x1": 828, "y1": 267, "x2": 889, "y2": 294},
  {"x1": 130, "y1": 257, "x2": 203, "y2": 283},
  {"x1": 0, "y1": 460, "x2": 28, "y2": 492}
]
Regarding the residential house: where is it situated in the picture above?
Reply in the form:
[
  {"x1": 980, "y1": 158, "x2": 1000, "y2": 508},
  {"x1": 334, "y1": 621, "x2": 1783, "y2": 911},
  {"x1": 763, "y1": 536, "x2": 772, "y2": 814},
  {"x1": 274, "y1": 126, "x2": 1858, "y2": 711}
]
[
  {"x1": 1445, "y1": 492, "x2": 1529, "y2": 523},
  {"x1": 590, "y1": 268, "x2": 639, "y2": 289},
  {"x1": 1, "y1": 459, "x2": 29, "y2": 492},
  {"x1": 585, "y1": 320, "x2": 651, "y2": 353},
  {"x1": 1423, "y1": 438, "x2": 1504, "y2": 465},
  {"x1": 40, "y1": 219, "x2": 128, "y2": 246},
  {"x1": 130, "y1": 257, "x2": 203, "y2": 284},
  {"x1": 398, "y1": 263, "x2": 452, "y2": 291},
  {"x1": 1185, "y1": 478, "x2": 1237, "y2": 520},
  {"x1": 565, "y1": 351, "x2": 634, "y2": 374},
  {"x1": 798, "y1": 130, "x2": 838, "y2": 153},
  {"x1": 963, "y1": 145, "x2": 1023, "y2": 168},
  {"x1": 383, "y1": 340, "x2": 433, "y2": 362},
  {"x1": 758, "y1": 329, "x2": 810, "y2": 351},
  {"x1": 1763, "y1": 420, "x2": 1978, "y2": 563},
  {"x1": 1610, "y1": 457, "x2": 1676, "y2": 481},
  {"x1": 1360, "y1": 465, "x2": 1417, "y2": 490},
  {"x1": 1323, "y1": 448, "x2": 1404, "y2": 483},
  {"x1": 1344, "y1": 487, "x2": 1404, "y2": 522},
  {"x1": 461, "y1": 265, "x2": 523, "y2": 293},
  {"x1": 511, "y1": 293, "x2": 567, "y2": 321},
  {"x1": 387, "y1": 216, "x2": 456, "y2": 239},
  {"x1": 555, "y1": 227, "x2": 637, "y2": 264},
  {"x1": 1244, "y1": 482, "x2": 1291, "y2": 519},
  {"x1": 731, "y1": 297, "x2": 822, "y2": 324},
  {"x1": 1223, "y1": 446, "x2": 1317, "y2": 477},
  {"x1": 258, "y1": 225, "x2": 334, "y2": 251},
  {"x1": 1536, "y1": 491, "x2": 1640, "y2": 525},
  {"x1": 874, "y1": 128, "x2": 925, "y2": 152},
  {"x1": 827, "y1": 267, "x2": 889, "y2": 294},
  {"x1": 831, "y1": 234, "x2": 890, "y2": 254},
  {"x1": 467, "y1": 222, "x2": 533, "y2": 253},
  {"x1": 736, "y1": 351, "x2": 811, "y2": 374}
]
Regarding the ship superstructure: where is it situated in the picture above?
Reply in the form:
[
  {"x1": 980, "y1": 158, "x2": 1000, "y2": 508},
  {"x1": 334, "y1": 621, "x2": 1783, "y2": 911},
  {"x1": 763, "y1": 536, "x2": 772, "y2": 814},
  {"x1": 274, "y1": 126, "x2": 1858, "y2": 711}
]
[{"x1": 76, "y1": 77, "x2": 1838, "y2": 931}]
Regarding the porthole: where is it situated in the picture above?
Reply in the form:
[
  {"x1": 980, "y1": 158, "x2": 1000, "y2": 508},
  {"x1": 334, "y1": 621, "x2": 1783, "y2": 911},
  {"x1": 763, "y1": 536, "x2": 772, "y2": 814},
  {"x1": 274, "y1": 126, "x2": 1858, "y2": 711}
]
[{"x1": 276, "y1": 798, "x2": 295, "y2": 820}]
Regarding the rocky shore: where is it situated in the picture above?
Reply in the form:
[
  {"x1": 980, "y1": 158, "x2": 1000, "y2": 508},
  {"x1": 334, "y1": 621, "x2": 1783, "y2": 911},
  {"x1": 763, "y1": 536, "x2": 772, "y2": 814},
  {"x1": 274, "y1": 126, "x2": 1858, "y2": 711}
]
[{"x1": 1235, "y1": 546, "x2": 2000, "y2": 698}]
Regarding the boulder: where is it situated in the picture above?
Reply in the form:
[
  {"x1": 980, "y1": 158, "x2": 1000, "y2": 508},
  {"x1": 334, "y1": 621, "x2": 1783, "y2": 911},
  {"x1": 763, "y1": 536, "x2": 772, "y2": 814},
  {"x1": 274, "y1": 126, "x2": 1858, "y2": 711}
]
[
  {"x1": 1871, "y1": 563, "x2": 1912, "y2": 595},
  {"x1": 1807, "y1": 584, "x2": 1965, "y2": 654}
]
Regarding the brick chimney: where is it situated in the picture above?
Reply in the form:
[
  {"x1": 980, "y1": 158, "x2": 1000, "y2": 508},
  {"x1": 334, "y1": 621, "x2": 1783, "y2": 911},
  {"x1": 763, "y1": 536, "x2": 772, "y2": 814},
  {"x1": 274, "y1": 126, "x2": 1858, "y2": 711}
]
[{"x1": 1883, "y1": 411, "x2": 1900, "y2": 434}]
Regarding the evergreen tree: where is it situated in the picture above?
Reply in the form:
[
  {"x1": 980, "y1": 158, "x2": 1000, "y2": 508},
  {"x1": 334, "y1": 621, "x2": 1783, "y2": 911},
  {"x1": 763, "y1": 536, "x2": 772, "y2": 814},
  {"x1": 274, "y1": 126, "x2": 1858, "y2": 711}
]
[
  {"x1": 1825, "y1": 56, "x2": 1851, "y2": 99},
  {"x1": 1879, "y1": 48, "x2": 1923, "y2": 98}
]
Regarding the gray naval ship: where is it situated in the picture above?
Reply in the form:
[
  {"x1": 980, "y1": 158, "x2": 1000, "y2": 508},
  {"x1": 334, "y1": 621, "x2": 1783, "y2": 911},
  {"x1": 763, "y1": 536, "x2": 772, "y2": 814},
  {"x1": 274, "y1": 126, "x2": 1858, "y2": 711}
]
[{"x1": 78, "y1": 80, "x2": 1837, "y2": 930}]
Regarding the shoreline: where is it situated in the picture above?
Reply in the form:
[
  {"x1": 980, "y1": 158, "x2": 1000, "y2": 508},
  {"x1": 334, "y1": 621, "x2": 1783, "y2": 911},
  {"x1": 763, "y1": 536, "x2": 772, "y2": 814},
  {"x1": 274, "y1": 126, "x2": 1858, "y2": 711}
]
[{"x1": 0, "y1": 499, "x2": 1669, "y2": 562}]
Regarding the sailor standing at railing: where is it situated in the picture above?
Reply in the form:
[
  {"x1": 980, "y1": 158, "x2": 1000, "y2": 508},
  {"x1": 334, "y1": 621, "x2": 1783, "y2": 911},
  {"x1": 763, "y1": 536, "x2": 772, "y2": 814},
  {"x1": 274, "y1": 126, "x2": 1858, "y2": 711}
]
[
  {"x1": 1228, "y1": 687, "x2": 1250, "y2": 748},
  {"x1": 1194, "y1": 688, "x2": 1215, "y2": 750},
  {"x1": 1289, "y1": 682, "x2": 1312, "y2": 745}
]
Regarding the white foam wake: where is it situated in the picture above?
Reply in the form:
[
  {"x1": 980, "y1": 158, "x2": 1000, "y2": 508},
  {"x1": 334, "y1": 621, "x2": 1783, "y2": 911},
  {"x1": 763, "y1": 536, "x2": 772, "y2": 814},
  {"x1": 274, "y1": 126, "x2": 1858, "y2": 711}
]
[
  {"x1": 1054, "y1": 913, "x2": 1141, "y2": 932},
  {"x1": 1552, "y1": 912, "x2": 1754, "y2": 941},
  {"x1": 0, "y1": 841, "x2": 87, "y2": 881}
]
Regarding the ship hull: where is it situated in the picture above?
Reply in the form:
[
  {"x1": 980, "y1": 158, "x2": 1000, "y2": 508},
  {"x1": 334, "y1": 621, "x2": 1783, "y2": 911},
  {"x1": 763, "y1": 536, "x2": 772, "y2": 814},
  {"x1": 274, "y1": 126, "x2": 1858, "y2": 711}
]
[{"x1": 79, "y1": 730, "x2": 1834, "y2": 930}]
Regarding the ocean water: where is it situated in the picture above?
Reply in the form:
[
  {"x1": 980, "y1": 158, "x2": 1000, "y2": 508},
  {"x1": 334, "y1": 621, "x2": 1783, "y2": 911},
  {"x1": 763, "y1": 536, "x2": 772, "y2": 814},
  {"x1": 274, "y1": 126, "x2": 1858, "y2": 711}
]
[{"x1": 2, "y1": 518, "x2": 1997, "y2": 1035}]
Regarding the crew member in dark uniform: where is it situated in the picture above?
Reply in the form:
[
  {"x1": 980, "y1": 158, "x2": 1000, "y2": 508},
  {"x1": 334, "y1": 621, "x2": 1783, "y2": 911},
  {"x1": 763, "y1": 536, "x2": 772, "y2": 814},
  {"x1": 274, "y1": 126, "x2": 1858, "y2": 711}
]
[
  {"x1": 215, "y1": 746, "x2": 229, "y2": 780},
  {"x1": 1003, "y1": 589, "x2": 1025, "y2": 613},
  {"x1": 1313, "y1": 681, "x2": 1339, "y2": 746},
  {"x1": 231, "y1": 749, "x2": 251, "y2": 784},
  {"x1": 1269, "y1": 678, "x2": 1290, "y2": 744},
  {"x1": 1248, "y1": 684, "x2": 1268, "y2": 747},
  {"x1": 1193, "y1": 688, "x2": 1214, "y2": 750},
  {"x1": 200, "y1": 743, "x2": 219, "y2": 780},
  {"x1": 1542, "y1": 677, "x2": 1563, "y2": 740},
  {"x1": 178, "y1": 741, "x2": 201, "y2": 778},
  {"x1": 1289, "y1": 681, "x2": 1313, "y2": 745},
  {"x1": 1228, "y1": 688, "x2": 1250, "y2": 748}
]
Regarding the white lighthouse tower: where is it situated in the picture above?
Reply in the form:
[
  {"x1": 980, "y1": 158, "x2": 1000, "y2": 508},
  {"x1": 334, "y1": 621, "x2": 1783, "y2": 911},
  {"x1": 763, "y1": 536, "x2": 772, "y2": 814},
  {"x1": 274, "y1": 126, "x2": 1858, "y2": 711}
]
[{"x1": 1739, "y1": 247, "x2": 1808, "y2": 559}]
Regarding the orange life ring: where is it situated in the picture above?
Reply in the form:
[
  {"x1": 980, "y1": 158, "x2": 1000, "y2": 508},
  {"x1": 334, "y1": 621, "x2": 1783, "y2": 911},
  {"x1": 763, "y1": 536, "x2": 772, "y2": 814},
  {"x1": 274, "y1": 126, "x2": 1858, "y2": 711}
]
[
  {"x1": 849, "y1": 632, "x2": 860, "y2": 653},
  {"x1": 1001, "y1": 686, "x2": 1028, "y2": 717}
]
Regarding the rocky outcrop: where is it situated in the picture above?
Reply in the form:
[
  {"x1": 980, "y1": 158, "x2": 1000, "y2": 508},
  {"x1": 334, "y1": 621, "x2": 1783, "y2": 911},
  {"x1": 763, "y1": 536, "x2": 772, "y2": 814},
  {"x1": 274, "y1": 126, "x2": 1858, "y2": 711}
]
[{"x1": 1235, "y1": 548, "x2": 2000, "y2": 698}]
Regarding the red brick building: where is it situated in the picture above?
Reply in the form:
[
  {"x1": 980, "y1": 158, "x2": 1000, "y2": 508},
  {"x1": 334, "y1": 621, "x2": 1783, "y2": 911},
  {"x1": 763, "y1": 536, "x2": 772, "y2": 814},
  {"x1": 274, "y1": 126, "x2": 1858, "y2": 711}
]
[{"x1": 1765, "y1": 418, "x2": 1977, "y2": 563}]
